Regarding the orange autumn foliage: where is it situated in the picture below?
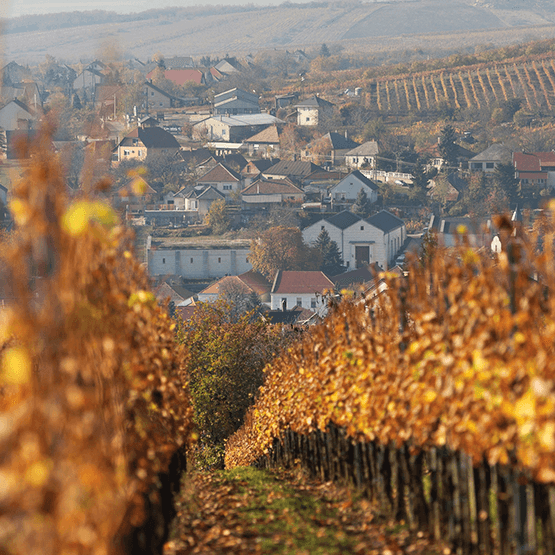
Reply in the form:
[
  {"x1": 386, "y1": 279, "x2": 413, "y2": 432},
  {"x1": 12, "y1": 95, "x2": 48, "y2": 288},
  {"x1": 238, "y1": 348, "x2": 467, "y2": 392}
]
[{"x1": 0, "y1": 121, "x2": 193, "y2": 554}]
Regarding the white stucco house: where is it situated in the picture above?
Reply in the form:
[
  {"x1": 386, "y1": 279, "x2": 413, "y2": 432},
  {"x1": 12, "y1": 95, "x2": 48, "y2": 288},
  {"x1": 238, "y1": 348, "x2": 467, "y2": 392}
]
[
  {"x1": 270, "y1": 270, "x2": 335, "y2": 314},
  {"x1": 196, "y1": 163, "x2": 242, "y2": 198},
  {"x1": 328, "y1": 170, "x2": 379, "y2": 204},
  {"x1": 344, "y1": 141, "x2": 379, "y2": 170},
  {"x1": 294, "y1": 96, "x2": 334, "y2": 126},
  {"x1": 303, "y1": 210, "x2": 406, "y2": 270}
]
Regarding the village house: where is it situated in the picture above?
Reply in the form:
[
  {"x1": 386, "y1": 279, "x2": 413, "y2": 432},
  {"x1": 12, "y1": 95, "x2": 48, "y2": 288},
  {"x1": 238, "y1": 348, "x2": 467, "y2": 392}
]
[
  {"x1": 143, "y1": 81, "x2": 181, "y2": 110},
  {"x1": 241, "y1": 177, "x2": 304, "y2": 209},
  {"x1": 213, "y1": 88, "x2": 260, "y2": 115},
  {"x1": 172, "y1": 185, "x2": 225, "y2": 218},
  {"x1": 214, "y1": 58, "x2": 243, "y2": 76},
  {"x1": 302, "y1": 132, "x2": 358, "y2": 166},
  {"x1": 262, "y1": 160, "x2": 325, "y2": 185},
  {"x1": 513, "y1": 151, "x2": 555, "y2": 189},
  {"x1": 344, "y1": 141, "x2": 379, "y2": 170},
  {"x1": 294, "y1": 95, "x2": 335, "y2": 126},
  {"x1": 0, "y1": 99, "x2": 35, "y2": 132},
  {"x1": 196, "y1": 163, "x2": 242, "y2": 197},
  {"x1": 193, "y1": 114, "x2": 281, "y2": 142},
  {"x1": 303, "y1": 210, "x2": 406, "y2": 270},
  {"x1": 241, "y1": 159, "x2": 280, "y2": 186},
  {"x1": 328, "y1": 170, "x2": 379, "y2": 206},
  {"x1": 146, "y1": 236, "x2": 252, "y2": 280},
  {"x1": 73, "y1": 67, "x2": 104, "y2": 93},
  {"x1": 270, "y1": 270, "x2": 335, "y2": 313},
  {"x1": 469, "y1": 144, "x2": 512, "y2": 172},
  {"x1": 115, "y1": 117, "x2": 180, "y2": 162},
  {"x1": 242, "y1": 125, "x2": 281, "y2": 157}
]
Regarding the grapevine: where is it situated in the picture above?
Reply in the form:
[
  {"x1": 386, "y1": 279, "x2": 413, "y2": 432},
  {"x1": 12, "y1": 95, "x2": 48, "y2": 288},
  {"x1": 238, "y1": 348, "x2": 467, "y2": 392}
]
[
  {"x1": 477, "y1": 70, "x2": 490, "y2": 106},
  {"x1": 385, "y1": 80, "x2": 392, "y2": 111},
  {"x1": 467, "y1": 70, "x2": 481, "y2": 109},
  {"x1": 439, "y1": 72, "x2": 450, "y2": 105},
  {"x1": 458, "y1": 71, "x2": 473, "y2": 108},
  {"x1": 412, "y1": 76, "x2": 421, "y2": 111},
  {"x1": 422, "y1": 74, "x2": 431, "y2": 109},
  {"x1": 449, "y1": 72, "x2": 461, "y2": 109},
  {"x1": 523, "y1": 63, "x2": 541, "y2": 108},
  {"x1": 532, "y1": 61, "x2": 551, "y2": 110},
  {"x1": 394, "y1": 79, "x2": 402, "y2": 111},
  {"x1": 495, "y1": 64, "x2": 509, "y2": 101},
  {"x1": 504, "y1": 64, "x2": 518, "y2": 97},
  {"x1": 514, "y1": 63, "x2": 533, "y2": 110},
  {"x1": 485, "y1": 68, "x2": 499, "y2": 102},
  {"x1": 403, "y1": 79, "x2": 412, "y2": 111},
  {"x1": 542, "y1": 60, "x2": 555, "y2": 105},
  {"x1": 376, "y1": 81, "x2": 382, "y2": 111},
  {"x1": 430, "y1": 75, "x2": 440, "y2": 104}
]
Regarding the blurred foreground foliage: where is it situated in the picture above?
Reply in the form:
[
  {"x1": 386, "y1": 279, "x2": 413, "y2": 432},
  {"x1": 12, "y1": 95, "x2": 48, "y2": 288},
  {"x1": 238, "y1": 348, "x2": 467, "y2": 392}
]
[
  {"x1": 227, "y1": 213, "x2": 555, "y2": 483},
  {"x1": 0, "y1": 121, "x2": 193, "y2": 554}
]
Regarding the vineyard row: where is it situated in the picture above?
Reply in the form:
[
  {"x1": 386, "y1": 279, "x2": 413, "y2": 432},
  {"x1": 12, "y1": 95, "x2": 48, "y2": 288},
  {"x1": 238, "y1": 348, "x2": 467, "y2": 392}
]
[{"x1": 254, "y1": 426, "x2": 555, "y2": 555}]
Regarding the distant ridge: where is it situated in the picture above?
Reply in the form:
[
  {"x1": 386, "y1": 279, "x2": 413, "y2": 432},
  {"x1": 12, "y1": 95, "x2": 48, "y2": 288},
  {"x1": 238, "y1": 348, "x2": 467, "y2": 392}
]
[{"x1": 3, "y1": 1, "x2": 555, "y2": 64}]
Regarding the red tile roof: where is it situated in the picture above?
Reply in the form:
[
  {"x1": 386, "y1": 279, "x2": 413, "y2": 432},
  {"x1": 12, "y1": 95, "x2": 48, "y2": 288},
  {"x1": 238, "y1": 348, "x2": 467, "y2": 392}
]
[
  {"x1": 514, "y1": 151, "x2": 555, "y2": 172},
  {"x1": 146, "y1": 69, "x2": 204, "y2": 86},
  {"x1": 513, "y1": 152, "x2": 541, "y2": 172},
  {"x1": 271, "y1": 271, "x2": 335, "y2": 295}
]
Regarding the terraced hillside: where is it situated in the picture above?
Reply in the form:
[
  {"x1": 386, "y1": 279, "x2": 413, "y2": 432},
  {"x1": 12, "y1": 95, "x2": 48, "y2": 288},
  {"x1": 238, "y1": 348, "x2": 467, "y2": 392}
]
[{"x1": 364, "y1": 54, "x2": 555, "y2": 114}]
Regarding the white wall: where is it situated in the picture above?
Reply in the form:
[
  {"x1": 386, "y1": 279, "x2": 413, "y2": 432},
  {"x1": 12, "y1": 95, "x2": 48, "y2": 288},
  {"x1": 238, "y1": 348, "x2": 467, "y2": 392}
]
[
  {"x1": 148, "y1": 247, "x2": 252, "y2": 279},
  {"x1": 270, "y1": 293, "x2": 326, "y2": 312}
]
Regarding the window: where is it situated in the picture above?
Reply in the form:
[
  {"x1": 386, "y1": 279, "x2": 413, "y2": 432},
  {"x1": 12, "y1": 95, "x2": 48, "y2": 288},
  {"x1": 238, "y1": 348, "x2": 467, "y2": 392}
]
[
  {"x1": 360, "y1": 225, "x2": 364, "y2": 230},
  {"x1": 162, "y1": 258, "x2": 165, "y2": 264},
  {"x1": 222, "y1": 129, "x2": 227, "y2": 135},
  {"x1": 223, "y1": 185, "x2": 232, "y2": 190},
  {"x1": 306, "y1": 117, "x2": 310, "y2": 122},
  {"x1": 123, "y1": 150, "x2": 130, "y2": 156},
  {"x1": 296, "y1": 298, "x2": 302, "y2": 307},
  {"x1": 190, "y1": 258, "x2": 194, "y2": 263},
  {"x1": 311, "y1": 298, "x2": 317, "y2": 309},
  {"x1": 321, "y1": 225, "x2": 325, "y2": 230},
  {"x1": 151, "y1": 91, "x2": 154, "y2": 96},
  {"x1": 218, "y1": 257, "x2": 221, "y2": 263},
  {"x1": 486, "y1": 162, "x2": 494, "y2": 169},
  {"x1": 138, "y1": 150, "x2": 142, "y2": 157}
]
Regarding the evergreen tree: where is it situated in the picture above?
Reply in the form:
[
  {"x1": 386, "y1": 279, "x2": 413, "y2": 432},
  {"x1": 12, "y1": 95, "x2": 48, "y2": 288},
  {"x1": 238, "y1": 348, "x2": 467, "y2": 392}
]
[
  {"x1": 72, "y1": 93, "x2": 82, "y2": 110},
  {"x1": 494, "y1": 163, "x2": 520, "y2": 206},
  {"x1": 314, "y1": 228, "x2": 344, "y2": 275},
  {"x1": 410, "y1": 159, "x2": 436, "y2": 205},
  {"x1": 438, "y1": 124, "x2": 458, "y2": 169},
  {"x1": 319, "y1": 43, "x2": 330, "y2": 58},
  {"x1": 352, "y1": 188, "x2": 373, "y2": 218}
]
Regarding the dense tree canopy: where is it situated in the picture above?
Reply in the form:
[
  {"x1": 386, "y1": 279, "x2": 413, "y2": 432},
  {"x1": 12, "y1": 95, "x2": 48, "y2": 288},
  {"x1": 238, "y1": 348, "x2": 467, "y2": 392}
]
[{"x1": 249, "y1": 226, "x2": 321, "y2": 279}]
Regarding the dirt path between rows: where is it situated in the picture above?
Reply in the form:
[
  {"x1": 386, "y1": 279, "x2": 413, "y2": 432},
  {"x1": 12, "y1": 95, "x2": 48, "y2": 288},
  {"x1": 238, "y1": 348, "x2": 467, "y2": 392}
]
[{"x1": 164, "y1": 467, "x2": 449, "y2": 555}]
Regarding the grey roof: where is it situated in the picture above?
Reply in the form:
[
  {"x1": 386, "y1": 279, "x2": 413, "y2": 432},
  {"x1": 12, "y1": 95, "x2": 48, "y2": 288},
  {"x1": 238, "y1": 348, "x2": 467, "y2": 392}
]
[
  {"x1": 326, "y1": 210, "x2": 362, "y2": 230},
  {"x1": 295, "y1": 95, "x2": 334, "y2": 108},
  {"x1": 324, "y1": 132, "x2": 359, "y2": 150},
  {"x1": 366, "y1": 210, "x2": 404, "y2": 233},
  {"x1": 202, "y1": 114, "x2": 281, "y2": 127},
  {"x1": 346, "y1": 140, "x2": 379, "y2": 156},
  {"x1": 264, "y1": 160, "x2": 324, "y2": 178},
  {"x1": 137, "y1": 127, "x2": 180, "y2": 149},
  {"x1": 197, "y1": 186, "x2": 225, "y2": 200},
  {"x1": 469, "y1": 143, "x2": 512, "y2": 163}
]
